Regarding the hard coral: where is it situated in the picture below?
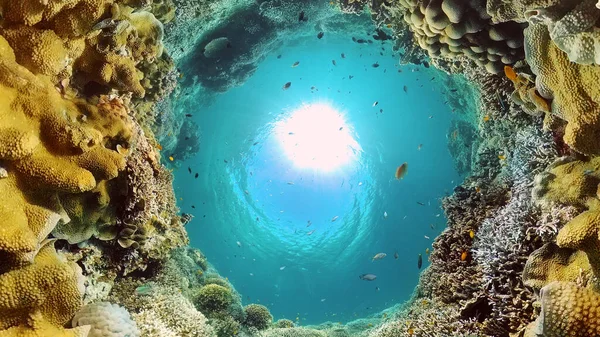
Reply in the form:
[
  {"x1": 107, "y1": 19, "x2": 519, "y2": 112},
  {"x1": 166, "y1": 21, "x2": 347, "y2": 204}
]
[
  {"x1": 195, "y1": 284, "x2": 234, "y2": 318},
  {"x1": 71, "y1": 302, "x2": 140, "y2": 337},
  {"x1": 243, "y1": 304, "x2": 272, "y2": 331},
  {"x1": 0, "y1": 241, "x2": 84, "y2": 331},
  {"x1": 525, "y1": 23, "x2": 600, "y2": 155},
  {"x1": 392, "y1": 0, "x2": 526, "y2": 73},
  {"x1": 534, "y1": 281, "x2": 600, "y2": 337}
]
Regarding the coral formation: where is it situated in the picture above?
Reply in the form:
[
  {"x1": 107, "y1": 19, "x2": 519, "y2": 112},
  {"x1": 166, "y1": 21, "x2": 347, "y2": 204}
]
[
  {"x1": 387, "y1": 0, "x2": 526, "y2": 73},
  {"x1": 195, "y1": 284, "x2": 234, "y2": 318},
  {"x1": 243, "y1": 304, "x2": 273, "y2": 331},
  {"x1": 71, "y1": 302, "x2": 140, "y2": 337}
]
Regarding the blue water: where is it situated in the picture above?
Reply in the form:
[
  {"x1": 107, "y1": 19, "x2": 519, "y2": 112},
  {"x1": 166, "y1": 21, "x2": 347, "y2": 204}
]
[{"x1": 173, "y1": 33, "x2": 463, "y2": 325}]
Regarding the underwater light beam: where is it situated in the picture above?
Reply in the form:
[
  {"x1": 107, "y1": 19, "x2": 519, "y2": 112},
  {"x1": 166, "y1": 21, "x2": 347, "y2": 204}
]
[{"x1": 274, "y1": 103, "x2": 361, "y2": 172}]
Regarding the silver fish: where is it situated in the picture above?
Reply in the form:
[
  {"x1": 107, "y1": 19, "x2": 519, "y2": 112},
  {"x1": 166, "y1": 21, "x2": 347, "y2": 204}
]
[{"x1": 359, "y1": 274, "x2": 377, "y2": 281}]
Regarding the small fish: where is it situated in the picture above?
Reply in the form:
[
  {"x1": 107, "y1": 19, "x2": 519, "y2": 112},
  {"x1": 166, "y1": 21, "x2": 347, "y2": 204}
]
[
  {"x1": 236, "y1": 241, "x2": 242, "y2": 247},
  {"x1": 253, "y1": 141, "x2": 259, "y2": 146},
  {"x1": 422, "y1": 61, "x2": 430, "y2": 68},
  {"x1": 372, "y1": 62, "x2": 380, "y2": 68},
  {"x1": 307, "y1": 230, "x2": 315, "y2": 236},
  {"x1": 250, "y1": 273, "x2": 254, "y2": 276},
  {"x1": 188, "y1": 167, "x2": 192, "y2": 173},
  {"x1": 288, "y1": 132, "x2": 295, "y2": 135},
  {"x1": 498, "y1": 154, "x2": 506, "y2": 160},
  {"x1": 359, "y1": 274, "x2": 377, "y2": 281},
  {"x1": 307, "y1": 220, "x2": 312, "y2": 227},
  {"x1": 417, "y1": 254, "x2": 422, "y2": 269},
  {"x1": 332, "y1": 59, "x2": 336, "y2": 66},
  {"x1": 349, "y1": 75, "x2": 354, "y2": 80},
  {"x1": 460, "y1": 251, "x2": 468, "y2": 261},
  {"x1": 504, "y1": 65, "x2": 518, "y2": 81},
  {"x1": 185, "y1": 114, "x2": 193, "y2": 117},
  {"x1": 416, "y1": 202, "x2": 425, "y2": 206},
  {"x1": 280, "y1": 266, "x2": 286, "y2": 270},
  {"x1": 339, "y1": 127, "x2": 343, "y2": 131},
  {"x1": 321, "y1": 298, "x2": 326, "y2": 302},
  {"x1": 373, "y1": 101, "x2": 379, "y2": 107},
  {"x1": 383, "y1": 211, "x2": 388, "y2": 219},
  {"x1": 298, "y1": 10, "x2": 307, "y2": 22},
  {"x1": 317, "y1": 31, "x2": 324, "y2": 39},
  {"x1": 358, "y1": 182, "x2": 363, "y2": 186},
  {"x1": 469, "y1": 230, "x2": 475, "y2": 239},
  {"x1": 425, "y1": 248, "x2": 430, "y2": 255},
  {"x1": 475, "y1": 186, "x2": 481, "y2": 193},
  {"x1": 195, "y1": 173, "x2": 198, "y2": 178},
  {"x1": 277, "y1": 54, "x2": 282, "y2": 59},
  {"x1": 379, "y1": 108, "x2": 383, "y2": 113},
  {"x1": 331, "y1": 215, "x2": 339, "y2": 222},
  {"x1": 417, "y1": 144, "x2": 422, "y2": 151},
  {"x1": 169, "y1": 156, "x2": 174, "y2": 161},
  {"x1": 244, "y1": 190, "x2": 249, "y2": 195},
  {"x1": 376, "y1": 287, "x2": 380, "y2": 291},
  {"x1": 372, "y1": 253, "x2": 387, "y2": 261},
  {"x1": 191, "y1": 205, "x2": 195, "y2": 209},
  {"x1": 282, "y1": 82, "x2": 292, "y2": 90},
  {"x1": 287, "y1": 181, "x2": 294, "y2": 185},
  {"x1": 450, "y1": 89, "x2": 458, "y2": 93},
  {"x1": 394, "y1": 252, "x2": 399, "y2": 259},
  {"x1": 424, "y1": 235, "x2": 430, "y2": 239},
  {"x1": 395, "y1": 162, "x2": 408, "y2": 180},
  {"x1": 292, "y1": 61, "x2": 300, "y2": 67},
  {"x1": 483, "y1": 115, "x2": 490, "y2": 122},
  {"x1": 341, "y1": 53, "x2": 346, "y2": 58},
  {"x1": 403, "y1": 85, "x2": 407, "y2": 93},
  {"x1": 224, "y1": 159, "x2": 228, "y2": 163}
]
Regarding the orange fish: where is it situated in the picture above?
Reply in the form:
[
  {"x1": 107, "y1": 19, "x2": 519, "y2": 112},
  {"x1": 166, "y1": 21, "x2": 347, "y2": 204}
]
[
  {"x1": 395, "y1": 163, "x2": 408, "y2": 180},
  {"x1": 461, "y1": 251, "x2": 468, "y2": 261},
  {"x1": 469, "y1": 230, "x2": 475, "y2": 239},
  {"x1": 475, "y1": 187, "x2": 481, "y2": 193},
  {"x1": 504, "y1": 65, "x2": 518, "y2": 81},
  {"x1": 483, "y1": 115, "x2": 490, "y2": 122},
  {"x1": 156, "y1": 143, "x2": 163, "y2": 150},
  {"x1": 408, "y1": 328, "x2": 414, "y2": 336}
]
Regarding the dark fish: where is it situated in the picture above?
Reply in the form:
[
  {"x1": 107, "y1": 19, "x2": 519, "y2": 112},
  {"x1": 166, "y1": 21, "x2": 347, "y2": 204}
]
[
  {"x1": 298, "y1": 11, "x2": 307, "y2": 22},
  {"x1": 317, "y1": 31, "x2": 324, "y2": 39},
  {"x1": 352, "y1": 37, "x2": 357, "y2": 42},
  {"x1": 185, "y1": 114, "x2": 193, "y2": 117},
  {"x1": 195, "y1": 173, "x2": 198, "y2": 178},
  {"x1": 277, "y1": 54, "x2": 282, "y2": 59},
  {"x1": 367, "y1": 40, "x2": 373, "y2": 44},
  {"x1": 191, "y1": 205, "x2": 196, "y2": 209},
  {"x1": 372, "y1": 62, "x2": 379, "y2": 68},
  {"x1": 339, "y1": 127, "x2": 343, "y2": 131},
  {"x1": 253, "y1": 141, "x2": 259, "y2": 145},
  {"x1": 423, "y1": 61, "x2": 430, "y2": 68},
  {"x1": 356, "y1": 39, "x2": 367, "y2": 44},
  {"x1": 185, "y1": 137, "x2": 190, "y2": 140},
  {"x1": 430, "y1": 77, "x2": 435, "y2": 81},
  {"x1": 398, "y1": 69, "x2": 402, "y2": 73},
  {"x1": 394, "y1": 252, "x2": 399, "y2": 260},
  {"x1": 450, "y1": 89, "x2": 458, "y2": 92},
  {"x1": 418, "y1": 254, "x2": 423, "y2": 269},
  {"x1": 224, "y1": 159, "x2": 228, "y2": 163},
  {"x1": 341, "y1": 53, "x2": 346, "y2": 58},
  {"x1": 379, "y1": 52, "x2": 383, "y2": 56},
  {"x1": 403, "y1": 85, "x2": 408, "y2": 93},
  {"x1": 416, "y1": 202, "x2": 425, "y2": 206},
  {"x1": 375, "y1": 287, "x2": 380, "y2": 291},
  {"x1": 282, "y1": 82, "x2": 292, "y2": 90},
  {"x1": 188, "y1": 167, "x2": 192, "y2": 173},
  {"x1": 332, "y1": 59, "x2": 336, "y2": 66},
  {"x1": 349, "y1": 75, "x2": 354, "y2": 80},
  {"x1": 379, "y1": 109, "x2": 383, "y2": 113},
  {"x1": 359, "y1": 274, "x2": 377, "y2": 281},
  {"x1": 384, "y1": 69, "x2": 386, "y2": 73}
]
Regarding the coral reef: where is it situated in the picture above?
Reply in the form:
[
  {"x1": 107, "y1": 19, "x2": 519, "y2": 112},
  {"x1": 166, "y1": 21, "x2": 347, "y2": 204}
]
[
  {"x1": 195, "y1": 284, "x2": 234, "y2": 318},
  {"x1": 71, "y1": 302, "x2": 140, "y2": 337},
  {"x1": 243, "y1": 304, "x2": 273, "y2": 331}
]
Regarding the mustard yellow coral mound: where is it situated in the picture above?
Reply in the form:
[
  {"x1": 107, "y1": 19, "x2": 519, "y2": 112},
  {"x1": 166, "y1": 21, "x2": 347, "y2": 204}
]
[
  {"x1": 525, "y1": 23, "x2": 600, "y2": 155},
  {"x1": 523, "y1": 242, "x2": 592, "y2": 292},
  {"x1": 557, "y1": 209, "x2": 600, "y2": 279},
  {"x1": 0, "y1": 36, "x2": 132, "y2": 259},
  {"x1": 532, "y1": 157, "x2": 600, "y2": 209},
  {"x1": 534, "y1": 281, "x2": 600, "y2": 337},
  {"x1": 0, "y1": 241, "x2": 85, "y2": 331},
  {"x1": 0, "y1": 312, "x2": 90, "y2": 337}
]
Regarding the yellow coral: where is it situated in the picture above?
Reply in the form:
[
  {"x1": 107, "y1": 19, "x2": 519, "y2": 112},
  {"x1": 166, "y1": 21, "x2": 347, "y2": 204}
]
[
  {"x1": 0, "y1": 312, "x2": 90, "y2": 337},
  {"x1": 523, "y1": 242, "x2": 592, "y2": 292},
  {"x1": 557, "y1": 209, "x2": 600, "y2": 278},
  {"x1": 0, "y1": 241, "x2": 84, "y2": 330},
  {"x1": 525, "y1": 23, "x2": 600, "y2": 155},
  {"x1": 534, "y1": 281, "x2": 600, "y2": 337}
]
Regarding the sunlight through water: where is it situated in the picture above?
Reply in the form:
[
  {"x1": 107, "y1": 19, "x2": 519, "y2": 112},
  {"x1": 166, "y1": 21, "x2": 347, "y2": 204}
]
[{"x1": 274, "y1": 102, "x2": 361, "y2": 172}]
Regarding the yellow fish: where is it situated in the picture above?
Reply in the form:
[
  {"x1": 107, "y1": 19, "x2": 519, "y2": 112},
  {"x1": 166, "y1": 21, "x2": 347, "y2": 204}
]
[
  {"x1": 197, "y1": 270, "x2": 203, "y2": 276},
  {"x1": 461, "y1": 251, "x2": 468, "y2": 261},
  {"x1": 425, "y1": 248, "x2": 430, "y2": 255},
  {"x1": 475, "y1": 186, "x2": 481, "y2": 193},
  {"x1": 169, "y1": 156, "x2": 174, "y2": 161},
  {"x1": 498, "y1": 154, "x2": 506, "y2": 160},
  {"x1": 469, "y1": 230, "x2": 475, "y2": 239},
  {"x1": 483, "y1": 115, "x2": 490, "y2": 122}
]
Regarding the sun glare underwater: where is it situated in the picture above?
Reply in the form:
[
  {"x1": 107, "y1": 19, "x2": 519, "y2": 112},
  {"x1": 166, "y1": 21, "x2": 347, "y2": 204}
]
[{"x1": 174, "y1": 29, "x2": 465, "y2": 325}]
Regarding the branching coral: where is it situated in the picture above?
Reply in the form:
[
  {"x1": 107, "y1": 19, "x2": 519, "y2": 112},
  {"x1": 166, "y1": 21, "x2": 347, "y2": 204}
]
[{"x1": 243, "y1": 304, "x2": 273, "y2": 331}]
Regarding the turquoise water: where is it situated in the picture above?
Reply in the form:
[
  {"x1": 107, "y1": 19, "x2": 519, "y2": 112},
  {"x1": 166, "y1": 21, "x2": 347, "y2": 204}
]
[{"x1": 173, "y1": 32, "x2": 463, "y2": 324}]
